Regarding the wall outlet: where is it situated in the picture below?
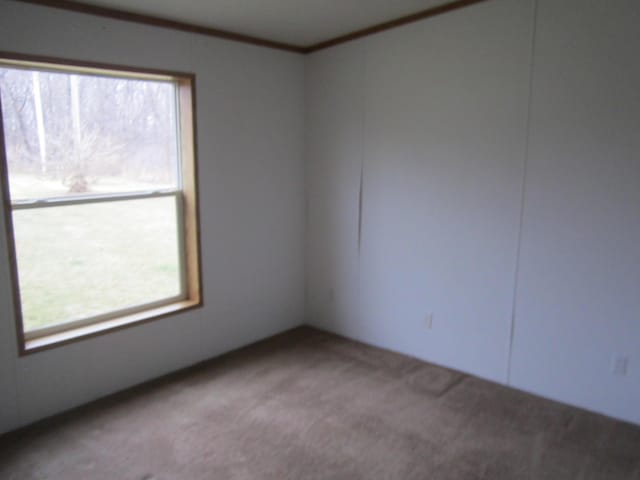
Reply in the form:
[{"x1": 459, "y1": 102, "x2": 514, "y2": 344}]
[
  {"x1": 424, "y1": 313, "x2": 433, "y2": 330},
  {"x1": 611, "y1": 354, "x2": 629, "y2": 376}
]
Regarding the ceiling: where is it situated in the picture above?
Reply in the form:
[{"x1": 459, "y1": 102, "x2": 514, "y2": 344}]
[{"x1": 76, "y1": 0, "x2": 451, "y2": 47}]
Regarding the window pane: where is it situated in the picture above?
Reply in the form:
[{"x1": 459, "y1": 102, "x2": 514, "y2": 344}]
[
  {"x1": 0, "y1": 67, "x2": 178, "y2": 201},
  {"x1": 12, "y1": 196, "x2": 182, "y2": 331}
]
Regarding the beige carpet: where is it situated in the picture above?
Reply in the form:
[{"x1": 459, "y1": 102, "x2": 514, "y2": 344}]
[{"x1": 1, "y1": 326, "x2": 639, "y2": 479}]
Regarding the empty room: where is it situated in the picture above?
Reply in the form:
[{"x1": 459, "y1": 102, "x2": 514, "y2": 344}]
[{"x1": 0, "y1": 0, "x2": 639, "y2": 478}]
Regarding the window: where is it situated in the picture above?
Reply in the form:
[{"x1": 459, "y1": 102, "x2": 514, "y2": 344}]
[{"x1": 0, "y1": 54, "x2": 201, "y2": 354}]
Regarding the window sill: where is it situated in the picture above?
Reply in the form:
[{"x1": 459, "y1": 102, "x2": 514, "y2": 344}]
[{"x1": 22, "y1": 299, "x2": 201, "y2": 355}]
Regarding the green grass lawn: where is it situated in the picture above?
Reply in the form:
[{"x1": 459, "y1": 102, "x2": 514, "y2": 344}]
[
  {"x1": 12, "y1": 195, "x2": 181, "y2": 331},
  {"x1": 9, "y1": 172, "x2": 174, "y2": 200}
]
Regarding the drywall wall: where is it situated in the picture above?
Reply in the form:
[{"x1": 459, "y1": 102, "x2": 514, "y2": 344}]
[
  {"x1": 510, "y1": 0, "x2": 640, "y2": 424},
  {"x1": 0, "y1": 1, "x2": 305, "y2": 434},
  {"x1": 305, "y1": 41, "x2": 365, "y2": 338},
  {"x1": 358, "y1": 0, "x2": 532, "y2": 383},
  {"x1": 306, "y1": 0, "x2": 640, "y2": 425},
  {"x1": 306, "y1": 0, "x2": 533, "y2": 384}
]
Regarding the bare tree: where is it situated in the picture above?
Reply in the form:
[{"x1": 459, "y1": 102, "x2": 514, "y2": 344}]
[{"x1": 0, "y1": 67, "x2": 178, "y2": 194}]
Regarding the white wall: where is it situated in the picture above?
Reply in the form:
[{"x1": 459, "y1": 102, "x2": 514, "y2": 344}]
[
  {"x1": 510, "y1": 0, "x2": 640, "y2": 424},
  {"x1": 305, "y1": 41, "x2": 365, "y2": 341},
  {"x1": 0, "y1": 1, "x2": 305, "y2": 434},
  {"x1": 306, "y1": 0, "x2": 640, "y2": 426},
  {"x1": 306, "y1": 0, "x2": 533, "y2": 384}
]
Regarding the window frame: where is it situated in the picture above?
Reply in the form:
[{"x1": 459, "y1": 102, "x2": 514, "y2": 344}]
[{"x1": 0, "y1": 52, "x2": 202, "y2": 355}]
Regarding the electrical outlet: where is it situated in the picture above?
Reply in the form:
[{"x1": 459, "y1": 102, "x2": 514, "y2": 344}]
[
  {"x1": 611, "y1": 354, "x2": 629, "y2": 376},
  {"x1": 424, "y1": 313, "x2": 433, "y2": 330}
]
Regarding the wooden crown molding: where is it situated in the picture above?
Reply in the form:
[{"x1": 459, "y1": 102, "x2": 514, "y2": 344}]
[
  {"x1": 303, "y1": 0, "x2": 491, "y2": 53},
  {"x1": 13, "y1": 0, "x2": 491, "y2": 54},
  {"x1": 14, "y1": 0, "x2": 306, "y2": 53}
]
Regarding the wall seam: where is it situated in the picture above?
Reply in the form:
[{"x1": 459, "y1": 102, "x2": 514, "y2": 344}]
[
  {"x1": 302, "y1": 54, "x2": 310, "y2": 325},
  {"x1": 301, "y1": 54, "x2": 309, "y2": 325},
  {"x1": 355, "y1": 39, "x2": 368, "y2": 330},
  {"x1": 506, "y1": 0, "x2": 539, "y2": 385}
]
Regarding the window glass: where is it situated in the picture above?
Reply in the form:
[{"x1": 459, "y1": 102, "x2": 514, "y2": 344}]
[
  {"x1": 0, "y1": 67, "x2": 179, "y2": 202},
  {"x1": 12, "y1": 196, "x2": 182, "y2": 332}
]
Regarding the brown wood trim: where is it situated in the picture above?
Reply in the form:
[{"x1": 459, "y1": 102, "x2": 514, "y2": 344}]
[
  {"x1": 0, "y1": 50, "x2": 196, "y2": 80},
  {"x1": 24, "y1": 300, "x2": 202, "y2": 355},
  {"x1": 177, "y1": 76, "x2": 203, "y2": 307},
  {"x1": 0, "y1": 95, "x2": 27, "y2": 356},
  {"x1": 14, "y1": 0, "x2": 306, "y2": 54},
  {"x1": 302, "y1": 0, "x2": 492, "y2": 53},
  {"x1": 13, "y1": 0, "x2": 492, "y2": 55}
]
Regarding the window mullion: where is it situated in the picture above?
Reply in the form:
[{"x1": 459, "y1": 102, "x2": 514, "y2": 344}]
[{"x1": 11, "y1": 190, "x2": 179, "y2": 210}]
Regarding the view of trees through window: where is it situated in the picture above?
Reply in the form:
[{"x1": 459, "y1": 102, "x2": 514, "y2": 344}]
[
  {"x1": 0, "y1": 67, "x2": 179, "y2": 200},
  {"x1": 0, "y1": 65, "x2": 184, "y2": 334}
]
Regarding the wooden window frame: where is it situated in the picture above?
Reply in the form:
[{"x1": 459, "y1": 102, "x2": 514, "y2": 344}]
[{"x1": 0, "y1": 52, "x2": 202, "y2": 355}]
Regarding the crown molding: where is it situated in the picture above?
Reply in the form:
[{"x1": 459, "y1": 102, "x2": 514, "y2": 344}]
[
  {"x1": 14, "y1": 0, "x2": 492, "y2": 55},
  {"x1": 303, "y1": 0, "x2": 490, "y2": 53},
  {"x1": 14, "y1": 0, "x2": 306, "y2": 53}
]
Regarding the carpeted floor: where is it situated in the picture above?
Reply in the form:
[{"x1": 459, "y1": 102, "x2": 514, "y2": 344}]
[{"x1": 1, "y1": 326, "x2": 639, "y2": 480}]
